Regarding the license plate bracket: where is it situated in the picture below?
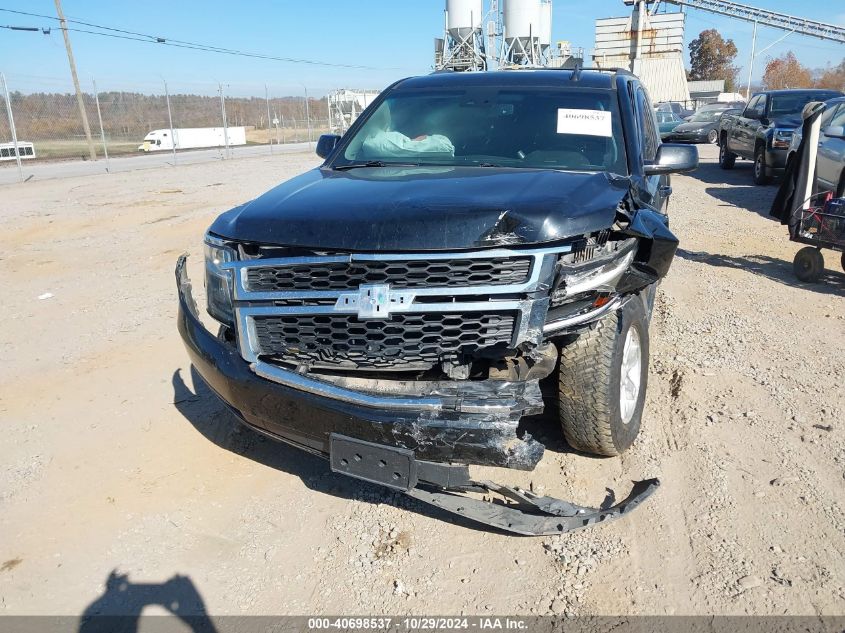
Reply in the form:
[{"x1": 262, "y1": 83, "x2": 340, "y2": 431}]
[{"x1": 329, "y1": 434, "x2": 418, "y2": 491}]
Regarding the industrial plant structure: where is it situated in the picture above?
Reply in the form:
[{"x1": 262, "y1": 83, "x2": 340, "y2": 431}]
[
  {"x1": 435, "y1": 0, "x2": 579, "y2": 72},
  {"x1": 435, "y1": 0, "x2": 487, "y2": 72},
  {"x1": 327, "y1": 89, "x2": 381, "y2": 134},
  {"x1": 433, "y1": 0, "x2": 684, "y2": 102},
  {"x1": 432, "y1": 0, "x2": 845, "y2": 107},
  {"x1": 592, "y1": 0, "x2": 691, "y2": 104}
]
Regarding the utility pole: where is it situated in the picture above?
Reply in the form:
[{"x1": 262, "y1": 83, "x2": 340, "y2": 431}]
[
  {"x1": 92, "y1": 78, "x2": 109, "y2": 172},
  {"x1": 746, "y1": 20, "x2": 757, "y2": 101},
  {"x1": 265, "y1": 84, "x2": 273, "y2": 155},
  {"x1": 303, "y1": 85, "x2": 312, "y2": 147},
  {"x1": 219, "y1": 83, "x2": 230, "y2": 158},
  {"x1": 55, "y1": 0, "x2": 96, "y2": 161},
  {"x1": 164, "y1": 80, "x2": 177, "y2": 165}
]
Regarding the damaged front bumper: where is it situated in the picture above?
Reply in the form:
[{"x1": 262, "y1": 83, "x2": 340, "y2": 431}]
[
  {"x1": 177, "y1": 255, "x2": 546, "y2": 470},
  {"x1": 176, "y1": 256, "x2": 660, "y2": 534}
]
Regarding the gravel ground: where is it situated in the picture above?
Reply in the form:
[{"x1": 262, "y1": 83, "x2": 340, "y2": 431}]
[{"x1": 0, "y1": 144, "x2": 843, "y2": 617}]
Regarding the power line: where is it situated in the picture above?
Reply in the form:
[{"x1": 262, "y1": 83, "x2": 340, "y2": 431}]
[{"x1": 0, "y1": 7, "x2": 406, "y2": 71}]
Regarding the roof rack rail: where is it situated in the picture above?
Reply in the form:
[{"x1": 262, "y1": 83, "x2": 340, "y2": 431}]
[{"x1": 575, "y1": 66, "x2": 633, "y2": 76}]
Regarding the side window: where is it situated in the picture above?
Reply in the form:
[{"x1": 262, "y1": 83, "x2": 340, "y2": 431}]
[
  {"x1": 826, "y1": 104, "x2": 845, "y2": 128},
  {"x1": 744, "y1": 95, "x2": 760, "y2": 117},
  {"x1": 820, "y1": 104, "x2": 839, "y2": 128},
  {"x1": 636, "y1": 87, "x2": 659, "y2": 162},
  {"x1": 756, "y1": 95, "x2": 767, "y2": 117}
]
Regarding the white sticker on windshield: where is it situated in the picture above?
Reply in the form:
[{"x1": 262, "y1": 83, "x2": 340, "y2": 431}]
[{"x1": 557, "y1": 109, "x2": 612, "y2": 137}]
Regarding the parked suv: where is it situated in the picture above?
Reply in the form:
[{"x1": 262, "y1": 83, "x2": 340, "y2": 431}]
[
  {"x1": 718, "y1": 88, "x2": 842, "y2": 184},
  {"x1": 176, "y1": 69, "x2": 697, "y2": 533}
]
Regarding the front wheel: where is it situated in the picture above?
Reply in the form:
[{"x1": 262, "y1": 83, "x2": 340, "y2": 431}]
[
  {"x1": 754, "y1": 146, "x2": 771, "y2": 185},
  {"x1": 557, "y1": 296, "x2": 649, "y2": 456},
  {"x1": 793, "y1": 247, "x2": 824, "y2": 282},
  {"x1": 708, "y1": 129, "x2": 718, "y2": 144},
  {"x1": 719, "y1": 140, "x2": 736, "y2": 169},
  {"x1": 840, "y1": 251, "x2": 845, "y2": 274}
]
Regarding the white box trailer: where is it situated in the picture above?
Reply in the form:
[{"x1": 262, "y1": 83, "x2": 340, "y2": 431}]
[{"x1": 138, "y1": 127, "x2": 246, "y2": 152}]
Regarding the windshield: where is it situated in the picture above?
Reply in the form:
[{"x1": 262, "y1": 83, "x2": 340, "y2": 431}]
[
  {"x1": 770, "y1": 92, "x2": 839, "y2": 117},
  {"x1": 689, "y1": 110, "x2": 723, "y2": 123},
  {"x1": 335, "y1": 86, "x2": 627, "y2": 174}
]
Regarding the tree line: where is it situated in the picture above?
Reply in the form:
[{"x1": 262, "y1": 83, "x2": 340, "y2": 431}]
[
  {"x1": 0, "y1": 91, "x2": 329, "y2": 141},
  {"x1": 687, "y1": 28, "x2": 845, "y2": 93}
]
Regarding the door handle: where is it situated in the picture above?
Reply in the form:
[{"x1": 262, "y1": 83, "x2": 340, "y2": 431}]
[{"x1": 658, "y1": 185, "x2": 673, "y2": 197}]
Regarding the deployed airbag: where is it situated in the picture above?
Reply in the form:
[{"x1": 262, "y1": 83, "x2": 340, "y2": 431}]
[{"x1": 362, "y1": 131, "x2": 455, "y2": 158}]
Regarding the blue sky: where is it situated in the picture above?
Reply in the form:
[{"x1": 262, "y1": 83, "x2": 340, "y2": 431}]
[{"x1": 0, "y1": 0, "x2": 843, "y2": 97}]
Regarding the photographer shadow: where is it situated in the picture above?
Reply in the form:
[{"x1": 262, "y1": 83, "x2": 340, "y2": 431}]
[{"x1": 78, "y1": 570, "x2": 218, "y2": 633}]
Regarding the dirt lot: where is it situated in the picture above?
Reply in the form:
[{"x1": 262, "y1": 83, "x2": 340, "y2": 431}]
[{"x1": 0, "y1": 145, "x2": 843, "y2": 618}]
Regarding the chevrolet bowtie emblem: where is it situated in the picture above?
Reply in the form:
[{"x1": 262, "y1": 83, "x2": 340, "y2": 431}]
[
  {"x1": 357, "y1": 284, "x2": 390, "y2": 319},
  {"x1": 333, "y1": 284, "x2": 416, "y2": 320}
]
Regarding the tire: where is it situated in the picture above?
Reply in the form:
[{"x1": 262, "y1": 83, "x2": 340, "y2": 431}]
[
  {"x1": 719, "y1": 138, "x2": 736, "y2": 169},
  {"x1": 754, "y1": 145, "x2": 771, "y2": 185},
  {"x1": 840, "y1": 251, "x2": 845, "y2": 274},
  {"x1": 708, "y1": 129, "x2": 718, "y2": 144},
  {"x1": 558, "y1": 296, "x2": 649, "y2": 457},
  {"x1": 793, "y1": 247, "x2": 824, "y2": 282}
]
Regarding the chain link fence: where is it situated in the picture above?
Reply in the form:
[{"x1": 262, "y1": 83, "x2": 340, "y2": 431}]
[{"x1": 0, "y1": 75, "x2": 335, "y2": 180}]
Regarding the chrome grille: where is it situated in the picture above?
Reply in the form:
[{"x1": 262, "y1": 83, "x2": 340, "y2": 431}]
[
  {"x1": 225, "y1": 246, "x2": 570, "y2": 370},
  {"x1": 245, "y1": 257, "x2": 532, "y2": 292},
  {"x1": 253, "y1": 313, "x2": 516, "y2": 369}
]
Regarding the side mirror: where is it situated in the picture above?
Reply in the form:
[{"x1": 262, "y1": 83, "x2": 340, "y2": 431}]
[
  {"x1": 743, "y1": 108, "x2": 759, "y2": 120},
  {"x1": 644, "y1": 143, "x2": 699, "y2": 175},
  {"x1": 316, "y1": 134, "x2": 341, "y2": 159},
  {"x1": 822, "y1": 125, "x2": 845, "y2": 139}
]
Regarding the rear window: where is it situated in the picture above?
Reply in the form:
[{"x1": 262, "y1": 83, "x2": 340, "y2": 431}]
[{"x1": 770, "y1": 92, "x2": 840, "y2": 117}]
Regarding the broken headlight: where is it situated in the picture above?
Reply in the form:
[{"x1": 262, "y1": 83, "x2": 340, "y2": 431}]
[
  {"x1": 550, "y1": 238, "x2": 636, "y2": 307},
  {"x1": 204, "y1": 233, "x2": 237, "y2": 326},
  {"x1": 772, "y1": 128, "x2": 793, "y2": 149}
]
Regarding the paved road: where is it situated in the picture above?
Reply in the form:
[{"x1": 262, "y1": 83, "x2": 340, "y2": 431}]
[{"x1": 0, "y1": 141, "x2": 313, "y2": 185}]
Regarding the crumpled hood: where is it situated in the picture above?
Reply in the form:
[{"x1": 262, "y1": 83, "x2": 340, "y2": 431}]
[{"x1": 209, "y1": 166, "x2": 630, "y2": 251}]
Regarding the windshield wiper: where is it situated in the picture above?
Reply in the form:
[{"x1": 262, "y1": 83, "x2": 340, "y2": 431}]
[{"x1": 333, "y1": 160, "x2": 420, "y2": 171}]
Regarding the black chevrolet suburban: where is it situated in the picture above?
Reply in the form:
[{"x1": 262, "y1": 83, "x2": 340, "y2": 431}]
[{"x1": 176, "y1": 69, "x2": 698, "y2": 534}]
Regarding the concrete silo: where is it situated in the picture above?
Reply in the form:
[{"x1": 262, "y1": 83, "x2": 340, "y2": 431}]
[
  {"x1": 436, "y1": 0, "x2": 487, "y2": 71},
  {"x1": 501, "y1": 0, "x2": 542, "y2": 66},
  {"x1": 539, "y1": 0, "x2": 552, "y2": 58}
]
